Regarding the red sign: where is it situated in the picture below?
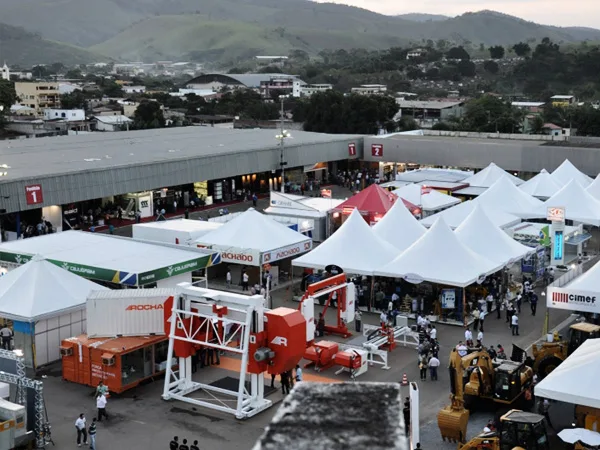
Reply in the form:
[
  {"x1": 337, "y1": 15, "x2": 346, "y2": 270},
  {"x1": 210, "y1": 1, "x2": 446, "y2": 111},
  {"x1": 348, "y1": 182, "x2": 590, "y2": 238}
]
[
  {"x1": 348, "y1": 142, "x2": 357, "y2": 156},
  {"x1": 321, "y1": 189, "x2": 332, "y2": 198},
  {"x1": 25, "y1": 184, "x2": 43, "y2": 205},
  {"x1": 421, "y1": 186, "x2": 432, "y2": 195},
  {"x1": 371, "y1": 144, "x2": 383, "y2": 157}
]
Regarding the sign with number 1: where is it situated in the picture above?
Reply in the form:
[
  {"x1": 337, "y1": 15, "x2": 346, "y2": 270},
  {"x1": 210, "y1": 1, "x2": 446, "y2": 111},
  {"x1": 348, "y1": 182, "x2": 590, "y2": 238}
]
[{"x1": 25, "y1": 184, "x2": 43, "y2": 205}]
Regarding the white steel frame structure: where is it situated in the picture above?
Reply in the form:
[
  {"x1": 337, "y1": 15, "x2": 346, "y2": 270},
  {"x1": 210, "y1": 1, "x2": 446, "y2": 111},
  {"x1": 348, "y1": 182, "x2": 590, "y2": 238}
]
[{"x1": 162, "y1": 284, "x2": 272, "y2": 419}]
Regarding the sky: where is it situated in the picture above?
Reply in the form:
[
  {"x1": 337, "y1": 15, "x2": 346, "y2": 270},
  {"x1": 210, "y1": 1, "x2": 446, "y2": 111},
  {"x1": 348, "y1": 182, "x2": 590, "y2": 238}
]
[{"x1": 311, "y1": 0, "x2": 600, "y2": 29}]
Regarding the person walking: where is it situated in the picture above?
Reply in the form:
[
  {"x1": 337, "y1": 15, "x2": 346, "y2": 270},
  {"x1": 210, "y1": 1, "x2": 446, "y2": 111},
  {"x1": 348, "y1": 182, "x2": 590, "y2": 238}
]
[
  {"x1": 486, "y1": 293, "x2": 494, "y2": 317},
  {"x1": 511, "y1": 313, "x2": 519, "y2": 336},
  {"x1": 170, "y1": 437, "x2": 180, "y2": 450},
  {"x1": 270, "y1": 373, "x2": 276, "y2": 389},
  {"x1": 418, "y1": 353, "x2": 429, "y2": 381},
  {"x1": 242, "y1": 271, "x2": 249, "y2": 291},
  {"x1": 464, "y1": 327, "x2": 473, "y2": 347},
  {"x1": 295, "y1": 365, "x2": 303, "y2": 383},
  {"x1": 479, "y1": 309, "x2": 486, "y2": 332},
  {"x1": 516, "y1": 293, "x2": 522, "y2": 314},
  {"x1": 252, "y1": 193, "x2": 258, "y2": 207},
  {"x1": 472, "y1": 309, "x2": 480, "y2": 333},
  {"x1": 531, "y1": 292, "x2": 538, "y2": 316},
  {"x1": 505, "y1": 298, "x2": 512, "y2": 323},
  {"x1": 96, "y1": 393, "x2": 109, "y2": 422},
  {"x1": 226, "y1": 268, "x2": 232, "y2": 288},
  {"x1": 88, "y1": 418, "x2": 97, "y2": 450},
  {"x1": 477, "y1": 330, "x2": 484, "y2": 347},
  {"x1": 428, "y1": 355, "x2": 440, "y2": 381},
  {"x1": 0, "y1": 325, "x2": 12, "y2": 350},
  {"x1": 75, "y1": 413, "x2": 87, "y2": 447},
  {"x1": 495, "y1": 296, "x2": 502, "y2": 319},
  {"x1": 380, "y1": 311, "x2": 387, "y2": 328},
  {"x1": 317, "y1": 313, "x2": 325, "y2": 337},
  {"x1": 354, "y1": 308, "x2": 362, "y2": 332},
  {"x1": 429, "y1": 325, "x2": 437, "y2": 341},
  {"x1": 281, "y1": 372, "x2": 291, "y2": 395}
]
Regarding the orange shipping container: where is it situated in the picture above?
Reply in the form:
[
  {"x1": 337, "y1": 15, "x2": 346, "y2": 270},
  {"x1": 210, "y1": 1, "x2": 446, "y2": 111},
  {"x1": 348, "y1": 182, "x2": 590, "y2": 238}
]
[{"x1": 60, "y1": 334, "x2": 173, "y2": 394}]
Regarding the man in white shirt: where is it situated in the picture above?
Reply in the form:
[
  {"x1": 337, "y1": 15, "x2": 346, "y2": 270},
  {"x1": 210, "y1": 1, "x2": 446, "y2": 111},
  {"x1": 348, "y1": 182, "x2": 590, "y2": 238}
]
[
  {"x1": 511, "y1": 313, "x2": 519, "y2": 336},
  {"x1": 430, "y1": 326, "x2": 437, "y2": 340},
  {"x1": 477, "y1": 330, "x2": 484, "y2": 345},
  {"x1": 457, "y1": 342, "x2": 468, "y2": 357},
  {"x1": 479, "y1": 309, "x2": 486, "y2": 332},
  {"x1": 391, "y1": 292, "x2": 399, "y2": 305},
  {"x1": 380, "y1": 311, "x2": 387, "y2": 328},
  {"x1": 75, "y1": 413, "x2": 87, "y2": 447},
  {"x1": 464, "y1": 327, "x2": 473, "y2": 346},
  {"x1": 0, "y1": 326, "x2": 12, "y2": 350},
  {"x1": 242, "y1": 271, "x2": 249, "y2": 291},
  {"x1": 428, "y1": 355, "x2": 440, "y2": 380},
  {"x1": 96, "y1": 394, "x2": 109, "y2": 422},
  {"x1": 226, "y1": 269, "x2": 232, "y2": 287}
]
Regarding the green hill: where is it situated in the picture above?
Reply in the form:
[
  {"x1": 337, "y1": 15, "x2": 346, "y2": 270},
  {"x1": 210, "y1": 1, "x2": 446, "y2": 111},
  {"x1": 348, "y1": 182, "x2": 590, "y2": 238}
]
[{"x1": 0, "y1": 23, "x2": 106, "y2": 66}]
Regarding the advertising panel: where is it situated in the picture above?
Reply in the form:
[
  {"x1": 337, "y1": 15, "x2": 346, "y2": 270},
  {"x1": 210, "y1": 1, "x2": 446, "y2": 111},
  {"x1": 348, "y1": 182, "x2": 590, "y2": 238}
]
[
  {"x1": 441, "y1": 289, "x2": 456, "y2": 309},
  {"x1": 371, "y1": 143, "x2": 383, "y2": 157},
  {"x1": 262, "y1": 240, "x2": 312, "y2": 264},
  {"x1": 547, "y1": 287, "x2": 600, "y2": 314},
  {"x1": 138, "y1": 255, "x2": 213, "y2": 285},
  {"x1": 209, "y1": 246, "x2": 261, "y2": 266},
  {"x1": 25, "y1": 184, "x2": 43, "y2": 205},
  {"x1": 348, "y1": 142, "x2": 357, "y2": 156}
]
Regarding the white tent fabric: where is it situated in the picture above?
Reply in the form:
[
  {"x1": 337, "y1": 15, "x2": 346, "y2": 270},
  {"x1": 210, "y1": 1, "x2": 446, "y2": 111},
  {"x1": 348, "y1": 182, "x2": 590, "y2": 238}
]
[
  {"x1": 586, "y1": 174, "x2": 600, "y2": 201},
  {"x1": 551, "y1": 159, "x2": 593, "y2": 187},
  {"x1": 535, "y1": 180, "x2": 600, "y2": 226},
  {"x1": 0, "y1": 255, "x2": 108, "y2": 322},
  {"x1": 196, "y1": 208, "x2": 311, "y2": 252},
  {"x1": 558, "y1": 428, "x2": 600, "y2": 446},
  {"x1": 292, "y1": 209, "x2": 397, "y2": 275},
  {"x1": 462, "y1": 162, "x2": 523, "y2": 187},
  {"x1": 475, "y1": 176, "x2": 543, "y2": 218},
  {"x1": 391, "y1": 184, "x2": 460, "y2": 212},
  {"x1": 372, "y1": 199, "x2": 426, "y2": 253},
  {"x1": 564, "y1": 258, "x2": 600, "y2": 292},
  {"x1": 519, "y1": 169, "x2": 562, "y2": 199},
  {"x1": 535, "y1": 338, "x2": 600, "y2": 409},
  {"x1": 374, "y1": 217, "x2": 503, "y2": 287},
  {"x1": 419, "y1": 200, "x2": 521, "y2": 230},
  {"x1": 455, "y1": 204, "x2": 534, "y2": 267}
]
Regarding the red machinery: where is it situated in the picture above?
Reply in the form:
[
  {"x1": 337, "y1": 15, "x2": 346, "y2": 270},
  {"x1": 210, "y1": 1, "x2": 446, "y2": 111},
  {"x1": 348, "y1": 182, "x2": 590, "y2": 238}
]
[
  {"x1": 299, "y1": 273, "x2": 355, "y2": 340},
  {"x1": 303, "y1": 341, "x2": 339, "y2": 372}
]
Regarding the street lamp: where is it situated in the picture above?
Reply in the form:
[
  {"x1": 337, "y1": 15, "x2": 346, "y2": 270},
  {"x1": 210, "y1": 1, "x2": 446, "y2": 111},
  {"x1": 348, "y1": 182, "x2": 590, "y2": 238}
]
[{"x1": 276, "y1": 94, "x2": 291, "y2": 193}]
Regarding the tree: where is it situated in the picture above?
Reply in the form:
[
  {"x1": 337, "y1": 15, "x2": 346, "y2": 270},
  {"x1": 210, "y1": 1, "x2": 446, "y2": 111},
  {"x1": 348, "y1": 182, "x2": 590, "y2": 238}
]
[
  {"x1": 483, "y1": 60, "x2": 499, "y2": 74},
  {"x1": 446, "y1": 46, "x2": 470, "y2": 60},
  {"x1": 0, "y1": 79, "x2": 17, "y2": 129},
  {"x1": 512, "y1": 42, "x2": 531, "y2": 57},
  {"x1": 101, "y1": 80, "x2": 124, "y2": 98},
  {"x1": 65, "y1": 69, "x2": 83, "y2": 79},
  {"x1": 457, "y1": 60, "x2": 476, "y2": 77},
  {"x1": 60, "y1": 91, "x2": 88, "y2": 109},
  {"x1": 133, "y1": 101, "x2": 165, "y2": 129},
  {"x1": 462, "y1": 96, "x2": 522, "y2": 133},
  {"x1": 488, "y1": 46, "x2": 505, "y2": 59},
  {"x1": 31, "y1": 65, "x2": 52, "y2": 78},
  {"x1": 529, "y1": 115, "x2": 545, "y2": 134}
]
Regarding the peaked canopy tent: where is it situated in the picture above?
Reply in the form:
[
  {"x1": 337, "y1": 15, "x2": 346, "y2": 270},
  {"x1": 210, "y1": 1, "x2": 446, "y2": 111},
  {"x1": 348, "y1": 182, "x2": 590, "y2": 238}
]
[
  {"x1": 455, "y1": 204, "x2": 534, "y2": 267},
  {"x1": 475, "y1": 176, "x2": 544, "y2": 218},
  {"x1": 534, "y1": 180, "x2": 600, "y2": 226},
  {"x1": 375, "y1": 217, "x2": 503, "y2": 288},
  {"x1": 391, "y1": 183, "x2": 460, "y2": 216},
  {"x1": 535, "y1": 338, "x2": 600, "y2": 409},
  {"x1": 419, "y1": 200, "x2": 521, "y2": 230},
  {"x1": 586, "y1": 174, "x2": 600, "y2": 201},
  {"x1": 133, "y1": 219, "x2": 223, "y2": 245},
  {"x1": 461, "y1": 162, "x2": 524, "y2": 188},
  {"x1": 519, "y1": 169, "x2": 562, "y2": 199},
  {"x1": 331, "y1": 183, "x2": 417, "y2": 225},
  {"x1": 0, "y1": 255, "x2": 109, "y2": 368},
  {"x1": 372, "y1": 200, "x2": 426, "y2": 253},
  {"x1": 551, "y1": 159, "x2": 593, "y2": 188},
  {"x1": 196, "y1": 208, "x2": 312, "y2": 267},
  {"x1": 292, "y1": 209, "x2": 397, "y2": 276}
]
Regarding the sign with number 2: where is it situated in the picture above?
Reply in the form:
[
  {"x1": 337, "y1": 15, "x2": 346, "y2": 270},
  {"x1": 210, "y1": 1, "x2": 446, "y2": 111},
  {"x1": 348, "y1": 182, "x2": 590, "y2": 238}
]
[{"x1": 371, "y1": 144, "x2": 383, "y2": 157}]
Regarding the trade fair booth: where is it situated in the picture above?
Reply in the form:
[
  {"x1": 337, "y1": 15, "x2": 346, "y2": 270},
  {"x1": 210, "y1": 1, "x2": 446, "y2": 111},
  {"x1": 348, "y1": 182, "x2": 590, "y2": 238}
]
[
  {"x1": 535, "y1": 180, "x2": 600, "y2": 226},
  {"x1": 372, "y1": 199, "x2": 426, "y2": 253},
  {"x1": 546, "y1": 258, "x2": 600, "y2": 315},
  {"x1": 420, "y1": 200, "x2": 521, "y2": 230},
  {"x1": 0, "y1": 231, "x2": 221, "y2": 288},
  {"x1": 519, "y1": 169, "x2": 562, "y2": 200},
  {"x1": 264, "y1": 192, "x2": 344, "y2": 241},
  {"x1": 133, "y1": 219, "x2": 223, "y2": 245},
  {"x1": 455, "y1": 162, "x2": 523, "y2": 197},
  {"x1": 0, "y1": 255, "x2": 109, "y2": 368},
  {"x1": 474, "y1": 176, "x2": 543, "y2": 218},
  {"x1": 551, "y1": 159, "x2": 593, "y2": 187},
  {"x1": 391, "y1": 183, "x2": 460, "y2": 217},
  {"x1": 209, "y1": 209, "x2": 315, "y2": 237},
  {"x1": 195, "y1": 208, "x2": 313, "y2": 289}
]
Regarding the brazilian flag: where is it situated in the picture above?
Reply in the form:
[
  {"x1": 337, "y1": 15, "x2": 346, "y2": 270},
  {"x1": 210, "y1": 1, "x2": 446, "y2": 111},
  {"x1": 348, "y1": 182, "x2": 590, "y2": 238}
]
[{"x1": 539, "y1": 225, "x2": 550, "y2": 246}]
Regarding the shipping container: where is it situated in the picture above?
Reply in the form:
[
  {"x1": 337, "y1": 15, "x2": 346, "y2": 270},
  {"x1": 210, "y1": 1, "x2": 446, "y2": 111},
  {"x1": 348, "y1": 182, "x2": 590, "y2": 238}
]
[
  {"x1": 132, "y1": 219, "x2": 223, "y2": 245},
  {"x1": 60, "y1": 334, "x2": 175, "y2": 394},
  {"x1": 87, "y1": 289, "x2": 173, "y2": 338}
]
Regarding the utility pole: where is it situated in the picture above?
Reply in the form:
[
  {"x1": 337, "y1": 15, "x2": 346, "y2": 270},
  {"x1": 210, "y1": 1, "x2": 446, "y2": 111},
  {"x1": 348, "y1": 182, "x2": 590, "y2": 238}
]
[{"x1": 276, "y1": 94, "x2": 290, "y2": 193}]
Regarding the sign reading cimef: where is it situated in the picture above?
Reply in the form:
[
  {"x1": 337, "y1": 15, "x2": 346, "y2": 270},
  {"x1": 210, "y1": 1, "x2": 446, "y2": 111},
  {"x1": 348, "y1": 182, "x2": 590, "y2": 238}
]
[
  {"x1": 547, "y1": 287, "x2": 599, "y2": 314},
  {"x1": 547, "y1": 206, "x2": 565, "y2": 222},
  {"x1": 25, "y1": 184, "x2": 43, "y2": 205}
]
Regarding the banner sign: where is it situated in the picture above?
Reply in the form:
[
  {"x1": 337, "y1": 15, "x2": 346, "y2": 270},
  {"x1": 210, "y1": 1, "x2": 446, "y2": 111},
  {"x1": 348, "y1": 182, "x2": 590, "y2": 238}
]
[
  {"x1": 25, "y1": 184, "x2": 43, "y2": 205},
  {"x1": 371, "y1": 143, "x2": 383, "y2": 157},
  {"x1": 138, "y1": 255, "x2": 212, "y2": 285},
  {"x1": 547, "y1": 287, "x2": 600, "y2": 314},
  {"x1": 441, "y1": 289, "x2": 456, "y2": 309},
  {"x1": 547, "y1": 207, "x2": 565, "y2": 222},
  {"x1": 348, "y1": 143, "x2": 357, "y2": 156},
  {"x1": 262, "y1": 240, "x2": 312, "y2": 264}
]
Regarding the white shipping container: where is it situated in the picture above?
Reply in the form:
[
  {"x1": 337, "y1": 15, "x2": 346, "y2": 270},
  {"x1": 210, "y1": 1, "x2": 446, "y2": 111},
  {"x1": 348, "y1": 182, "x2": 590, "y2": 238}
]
[
  {"x1": 86, "y1": 289, "x2": 173, "y2": 338},
  {"x1": 132, "y1": 219, "x2": 223, "y2": 245}
]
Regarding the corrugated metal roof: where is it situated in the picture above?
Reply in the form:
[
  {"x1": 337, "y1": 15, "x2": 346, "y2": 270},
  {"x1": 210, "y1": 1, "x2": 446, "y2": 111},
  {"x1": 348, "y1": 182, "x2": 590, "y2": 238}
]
[
  {"x1": 187, "y1": 73, "x2": 301, "y2": 88},
  {"x1": 93, "y1": 115, "x2": 133, "y2": 124},
  {"x1": 396, "y1": 100, "x2": 464, "y2": 109}
]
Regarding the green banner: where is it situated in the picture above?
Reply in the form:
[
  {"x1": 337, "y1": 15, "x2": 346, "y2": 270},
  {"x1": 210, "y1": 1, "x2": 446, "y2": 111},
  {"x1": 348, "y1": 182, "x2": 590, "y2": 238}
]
[
  {"x1": 46, "y1": 259, "x2": 138, "y2": 284},
  {"x1": 138, "y1": 255, "x2": 212, "y2": 285},
  {"x1": 0, "y1": 252, "x2": 33, "y2": 265}
]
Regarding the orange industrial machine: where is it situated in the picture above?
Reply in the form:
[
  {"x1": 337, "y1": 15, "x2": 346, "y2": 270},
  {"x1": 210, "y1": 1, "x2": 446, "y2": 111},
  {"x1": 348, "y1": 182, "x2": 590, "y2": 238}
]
[
  {"x1": 303, "y1": 341, "x2": 339, "y2": 372},
  {"x1": 162, "y1": 283, "x2": 306, "y2": 419},
  {"x1": 299, "y1": 273, "x2": 355, "y2": 340},
  {"x1": 61, "y1": 334, "x2": 169, "y2": 394}
]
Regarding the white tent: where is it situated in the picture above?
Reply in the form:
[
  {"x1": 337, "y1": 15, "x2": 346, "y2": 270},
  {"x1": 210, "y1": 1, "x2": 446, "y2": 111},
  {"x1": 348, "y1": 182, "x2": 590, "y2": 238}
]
[
  {"x1": 419, "y1": 200, "x2": 521, "y2": 230},
  {"x1": 391, "y1": 183, "x2": 460, "y2": 212},
  {"x1": 133, "y1": 219, "x2": 223, "y2": 244},
  {"x1": 551, "y1": 159, "x2": 593, "y2": 187},
  {"x1": 0, "y1": 255, "x2": 108, "y2": 367},
  {"x1": 292, "y1": 209, "x2": 397, "y2": 275},
  {"x1": 461, "y1": 162, "x2": 523, "y2": 187},
  {"x1": 563, "y1": 258, "x2": 600, "y2": 293},
  {"x1": 536, "y1": 180, "x2": 600, "y2": 226},
  {"x1": 372, "y1": 199, "x2": 426, "y2": 253},
  {"x1": 535, "y1": 338, "x2": 600, "y2": 409},
  {"x1": 455, "y1": 204, "x2": 534, "y2": 267},
  {"x1": 196, "y1": 208, "x2": 312, "y2": 266},
  {"x1": 475, "y1": 176, "x2": 543, "y2": 218},
  {"x1": 586, "y1": 174, "x2": 600, "y2": 201},
  {"x1": 519, "y1": 169, "x2": 562, "y2": 199},
  {"x1": 374, "y1": 217, "x2": 503, "y2": 287}
]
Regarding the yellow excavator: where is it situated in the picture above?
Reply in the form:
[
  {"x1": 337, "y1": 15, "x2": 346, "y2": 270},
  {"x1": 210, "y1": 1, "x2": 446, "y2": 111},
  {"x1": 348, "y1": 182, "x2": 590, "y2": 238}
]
[
  {"x1": 438, "y1": 347, "x2": 534, "y2": 443},
  {"x1": 457, "y1": 409, "x2": 550, "y2": 450},
  {"x1": 531, "y1": 322, "x2": 600, "y2": 378}
]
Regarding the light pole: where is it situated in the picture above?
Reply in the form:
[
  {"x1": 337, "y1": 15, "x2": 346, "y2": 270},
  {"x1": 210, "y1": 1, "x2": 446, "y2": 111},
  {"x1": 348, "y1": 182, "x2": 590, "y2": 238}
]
[{"x1": 276, "y1": 94, "x2": 290, "y2": 193}]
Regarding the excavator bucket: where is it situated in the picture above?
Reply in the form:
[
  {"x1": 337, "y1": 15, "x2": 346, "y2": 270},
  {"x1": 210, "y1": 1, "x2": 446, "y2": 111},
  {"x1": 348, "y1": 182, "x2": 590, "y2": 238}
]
[{"x1": 437, "y1": 405, "x2": 469, "y2": 444}]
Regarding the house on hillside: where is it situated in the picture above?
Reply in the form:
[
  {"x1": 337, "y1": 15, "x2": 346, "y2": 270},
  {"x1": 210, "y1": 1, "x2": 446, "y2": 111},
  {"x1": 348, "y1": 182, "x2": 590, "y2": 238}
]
[
  {"x1": 92, "y1": 115, "x2": 132, "y2": 132},
  {"x1": 551, "y1": 95, "x2": 575, "y2": 107},
  {"x1": 395, "y1": 100, "x2": 465, "y2": 127},
  {"x1": 512, "y1": 101, "x2": 545, "y2": 113},
  {"x1": 406, "y1": 48, "x2": 428, "y2": 59},
  {"x1": 185, "y1": 73, "x2": 301, "y2": 94},
  {"x1": 541, "y1": 123, "x2": 571, "y2": 137},
  {"x1": 14, "y1": 82, "x2": 60, "y2": 115},
  {"x1": 351, "y1": 84, "x2": 388, "y2": 95}
]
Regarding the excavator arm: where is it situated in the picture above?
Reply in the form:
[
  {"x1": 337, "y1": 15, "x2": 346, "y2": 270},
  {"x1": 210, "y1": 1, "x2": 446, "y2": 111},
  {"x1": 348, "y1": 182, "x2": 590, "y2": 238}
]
[{"x1": 438, "y1": 348, "x2": 470, "y2": 443}]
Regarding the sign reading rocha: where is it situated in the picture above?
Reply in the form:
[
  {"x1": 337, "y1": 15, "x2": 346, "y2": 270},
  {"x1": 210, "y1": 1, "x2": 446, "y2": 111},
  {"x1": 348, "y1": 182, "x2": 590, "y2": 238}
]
[{"x1": 25, "y1": 184, "x2": 43, "y2": 205}]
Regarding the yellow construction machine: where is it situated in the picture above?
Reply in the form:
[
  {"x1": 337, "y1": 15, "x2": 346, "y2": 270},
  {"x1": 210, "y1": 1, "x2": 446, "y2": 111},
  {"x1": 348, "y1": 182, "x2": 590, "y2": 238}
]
[
  {"x1": 532, "y1": 322, "x2": 600, "y2": 378},
  {"x1": 457, "y1": 409, "x2": 550, "y2": 450},
  {"x1": 438, "y1": 348, "x2": 535, "y2": 443}
]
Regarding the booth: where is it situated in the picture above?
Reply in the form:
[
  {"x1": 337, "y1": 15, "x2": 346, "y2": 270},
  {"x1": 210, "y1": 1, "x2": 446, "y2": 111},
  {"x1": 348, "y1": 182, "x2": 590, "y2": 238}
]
[
  {"x1": 586, "y1": 174, "x2": 600, "y2": 201},
  {"x1": 551, "y1": 159, "x2": 593, "y2": 187},
  {"x1": 391, "y1": 183, "x2": 460, "y2": 217},
  {"x1": 264, "y1": 192, "x2": 344, "y2": 241},
  {"x1": 0, "y1": 231, "x2": 221, "y2": 288},
  {"x1": 474, "y1": 176, "x2": 543, "y2": 218},
  {"x1": 372, "y1": 199, "x2": 426, "y2": 253},
  {"x1": 0, "y1": 255, "x2": 109, "y2": 368},
  {"x1": 133, "y1": 219, "x2": 223, "y2": 245},
  {"x1": 519, "y1": 169, "x2": 562, "y2": 200},
  {"x1": 420, "y1": 200, "x2": 521, "y2": 230},
  {"x1": 124, "y1": 191, "x2": 154, "y2": 219},
  {"x1": 209, "y1": 210, "x2": 315, "y2": 236},
  {"x1": 547, "y1": 259, "x2": 600, "y2": 315},
  {"x1": 332, "y1": 184, "x2": 416, "y2": 226},
  {"x1": 534, "y1": 180, "x2": 600, "y2": 226}
]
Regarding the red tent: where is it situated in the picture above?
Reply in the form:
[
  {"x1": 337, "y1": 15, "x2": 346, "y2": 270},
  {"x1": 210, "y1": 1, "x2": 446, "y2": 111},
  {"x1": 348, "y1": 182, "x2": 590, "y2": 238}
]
[{"x1": 333, "y1": 184, "x2": 418, "y2": 225}]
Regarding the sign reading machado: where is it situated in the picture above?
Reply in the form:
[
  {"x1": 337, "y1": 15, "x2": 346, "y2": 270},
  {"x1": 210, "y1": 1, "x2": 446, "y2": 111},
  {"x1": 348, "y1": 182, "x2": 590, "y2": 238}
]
[
  {"x1": 547, "y1": 287, "x2": 599, "y2": 314},
  {"x1": 262, "y1": 241, "x2": 313, "y2": 264}
]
